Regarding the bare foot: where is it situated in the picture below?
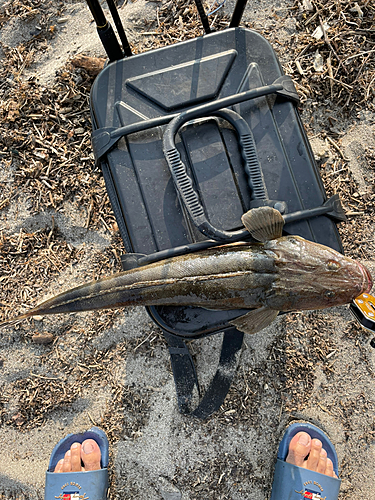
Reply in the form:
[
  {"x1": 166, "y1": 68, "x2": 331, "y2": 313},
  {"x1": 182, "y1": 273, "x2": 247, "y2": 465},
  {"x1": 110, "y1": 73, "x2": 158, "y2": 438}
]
[
  {"x1": 286, "y1": 431, "x2": 337, "y2": 478},
  {"x1": 53, "y1": 439, "x2": 101, "y2": 472}
]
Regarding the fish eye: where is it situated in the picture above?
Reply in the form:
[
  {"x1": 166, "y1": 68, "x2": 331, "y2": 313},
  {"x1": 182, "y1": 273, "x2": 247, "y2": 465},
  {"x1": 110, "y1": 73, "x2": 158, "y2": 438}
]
[
  {"x1": 287, "y1": 237, "x2": 298, "y2": 244},
  {"x1": 324, "y1": 290, "x2": 336, "y2": 298},
  {"x1": 327, "y1": 260, "x2": 341, "y2": 271}
]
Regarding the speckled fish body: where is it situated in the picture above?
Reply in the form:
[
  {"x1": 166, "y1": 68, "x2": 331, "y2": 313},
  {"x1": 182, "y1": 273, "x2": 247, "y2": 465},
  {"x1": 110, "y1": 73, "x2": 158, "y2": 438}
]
[
  {"x1": 29, "y1": 237, "x2": 371, "y2": 314},
  {"x1": 11, "y1": 243, "x2": 278, "y2": 315},
  {"x1": 1, "y1": 207, "x2": 372, "y2": 334}
]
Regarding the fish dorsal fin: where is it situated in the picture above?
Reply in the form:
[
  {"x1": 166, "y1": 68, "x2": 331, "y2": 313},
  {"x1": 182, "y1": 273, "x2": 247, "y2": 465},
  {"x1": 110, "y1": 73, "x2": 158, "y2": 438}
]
[
  {"x1": 230, "y1": 307, "x2": 279, "y2": 335},
  {"x1": 242, "y1": 206, "x2": 284, "y2": 242}
]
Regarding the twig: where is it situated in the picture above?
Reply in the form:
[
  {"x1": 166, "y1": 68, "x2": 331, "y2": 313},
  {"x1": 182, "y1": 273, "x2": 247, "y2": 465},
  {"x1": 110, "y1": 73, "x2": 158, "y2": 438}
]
[
  {"x1": 326, "y1": 136, "x2": 349, "y2": 161},
  {"x1": 366, "y1": 75, "x2": 375, "y2": 99},
  {"x1": 87, "y1": 412, "x2": 97, "y2": 426},
  {"x1": 326, "y1": 76, "x2": 353, "y2": 91},
  {"x1": 345, "y1": 49, "x2": 375, "y2": 63},
  {"x1": 319, "y1": 16, "x2": 347, "y2": 74},
  {"x1": 30, "y1": 373, "x2": 61, "y2": 380}
]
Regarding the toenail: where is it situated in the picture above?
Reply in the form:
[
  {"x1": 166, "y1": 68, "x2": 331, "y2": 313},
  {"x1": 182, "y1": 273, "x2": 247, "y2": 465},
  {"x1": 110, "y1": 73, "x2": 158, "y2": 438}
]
[
  {"x1": 297, "y1": 433, "x2": 310, "y2": 446},
  {"x1": 82, "y1": 441, "x2": 95, "y2": 454},
  {"x1": 71, "y1": 443, "x2": 79, "y2": 449},
  {"x1": 65, "y1": 450, "x2": 71, "y2": 458}
]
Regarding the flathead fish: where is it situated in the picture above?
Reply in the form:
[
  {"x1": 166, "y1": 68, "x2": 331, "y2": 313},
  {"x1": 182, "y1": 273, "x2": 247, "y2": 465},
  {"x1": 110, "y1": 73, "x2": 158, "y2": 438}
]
[{"x1": 0, "y1": 207, "x2": 372, "y2": 334}]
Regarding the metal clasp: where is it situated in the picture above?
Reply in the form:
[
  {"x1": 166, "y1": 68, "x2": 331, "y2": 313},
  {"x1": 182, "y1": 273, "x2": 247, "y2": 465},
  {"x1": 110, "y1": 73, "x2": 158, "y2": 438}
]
[{"x1": 350, "y1": 293, "x2": 375, "y2": 333}]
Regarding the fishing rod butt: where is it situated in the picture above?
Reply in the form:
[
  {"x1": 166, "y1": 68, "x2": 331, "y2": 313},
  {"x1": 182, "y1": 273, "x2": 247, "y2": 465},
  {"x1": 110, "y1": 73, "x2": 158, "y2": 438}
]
[
  {"x1": 97, "y1": 21, "x2": 124, "y2": 62},
  {"x1": 229, "y1": 0, "x2": 248, "y2": 27},
  {"x1": 85, "y1": 0, "x2": 125, "y2": 61}
]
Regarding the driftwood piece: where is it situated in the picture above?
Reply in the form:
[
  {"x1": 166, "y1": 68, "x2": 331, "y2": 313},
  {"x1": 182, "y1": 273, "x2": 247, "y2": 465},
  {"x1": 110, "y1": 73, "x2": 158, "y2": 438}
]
[{"x1": 70, "y1": 55, "x2": 106, "y2": 76}]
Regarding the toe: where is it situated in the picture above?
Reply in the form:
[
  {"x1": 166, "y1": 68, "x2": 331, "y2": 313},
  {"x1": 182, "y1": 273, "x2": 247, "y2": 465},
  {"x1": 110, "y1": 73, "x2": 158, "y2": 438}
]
[
  {"x1": 316, "y1": 447, "x2": 327, "y2": 474},
  {"x1": 81, "y1": 439, "x2": 101, "y2": 471},
  {"x1": 305, "y1": 438, "x2": 322, "y2": 471},
  {"x1": 70, "y1": 442, "x2": 82, "y2": 472},
  {"x1": 326, "y1": 458, "x2": 338, "y2": 478},
  {"x1": 53, "y1": 459, "x2": 64, "y2": 473},
  {"x1": 286, "y1": 432, "x2": 311, "y2": 468},
  {"x1": 62, "y1": 450, "x2": 72, "y2": 473}
]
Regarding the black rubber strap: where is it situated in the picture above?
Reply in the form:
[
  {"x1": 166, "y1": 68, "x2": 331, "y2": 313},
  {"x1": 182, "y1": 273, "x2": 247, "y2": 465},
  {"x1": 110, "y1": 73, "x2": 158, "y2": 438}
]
[
  {"x1": 164, "y1": 333, "x2": 200, "y2": 415},
  {"x1": 164, "y1": 327, "x2": 244, "y2": 419},
  {"x1": 92, "y1": 76, "x2": 299, "y2": 163}
]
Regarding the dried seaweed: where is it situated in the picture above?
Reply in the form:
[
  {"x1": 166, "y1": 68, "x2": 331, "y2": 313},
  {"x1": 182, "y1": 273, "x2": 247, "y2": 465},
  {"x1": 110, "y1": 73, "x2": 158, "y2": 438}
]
[
  {"x1": 0, "y1": 1, "x2": 375, "y2": 498},
  {"x1": 288, "y1": 0, "x2": 375, "y2": 110}
]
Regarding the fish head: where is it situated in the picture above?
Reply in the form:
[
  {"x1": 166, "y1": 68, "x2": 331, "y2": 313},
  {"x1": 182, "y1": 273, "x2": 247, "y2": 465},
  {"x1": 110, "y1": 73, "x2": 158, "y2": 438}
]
[{"x1": 265, "y1": 235, "x2": 373, "y2": 311}]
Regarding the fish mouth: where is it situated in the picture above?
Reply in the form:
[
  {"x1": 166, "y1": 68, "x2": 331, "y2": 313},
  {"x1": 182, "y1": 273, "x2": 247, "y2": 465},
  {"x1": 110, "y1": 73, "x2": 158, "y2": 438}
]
[{"x1": 358, "y1": 263, "x2": 373, "y2": 294}]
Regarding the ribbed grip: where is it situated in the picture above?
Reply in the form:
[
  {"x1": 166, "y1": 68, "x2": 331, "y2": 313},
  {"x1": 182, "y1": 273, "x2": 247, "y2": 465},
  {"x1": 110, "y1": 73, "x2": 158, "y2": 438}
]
[
  {"x1": 240, "y1": 133, "x2": 266, "y2": 200},
  {"x1": 164, "y1": 148, "x2": 204, "y2": 219},
  {"x1": 213, "y1": 109, "x2": 267, "y2": 201},
  {"x1": 163, "y1": 108, "x2": 268, "y2": 241}
]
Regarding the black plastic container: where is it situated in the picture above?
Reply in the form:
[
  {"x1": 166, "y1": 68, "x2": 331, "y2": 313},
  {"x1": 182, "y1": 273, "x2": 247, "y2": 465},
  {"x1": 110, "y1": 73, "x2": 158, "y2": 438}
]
[{"x1": 89, "y1": 26, "x2": 344, "y2": 417}]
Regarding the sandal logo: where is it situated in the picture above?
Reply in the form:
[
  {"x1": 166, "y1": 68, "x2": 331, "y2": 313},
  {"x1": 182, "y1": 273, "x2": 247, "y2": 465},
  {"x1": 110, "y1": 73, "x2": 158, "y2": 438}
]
[
  {"x1": 55, "y1": 491, "x2": 89, "y2": 499},
  {"x1": 295, "y1": 481, "x2": 326, "y2": 500},
  {"x1": 295, "y1": 489, "x2": 326, "y2": 500},
  {"x1": 55, "y1": 481, "x2": 89, "y2": 499}
]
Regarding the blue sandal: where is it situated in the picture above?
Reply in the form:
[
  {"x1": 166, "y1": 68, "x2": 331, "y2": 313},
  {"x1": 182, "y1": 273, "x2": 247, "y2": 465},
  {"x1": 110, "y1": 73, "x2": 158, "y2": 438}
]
[
  {"x1": 270, "y1": 422, "x2": 341, "y2": 500},
  {"x1": 44, "y1": 427, "x2": 109, "y2": 500}
]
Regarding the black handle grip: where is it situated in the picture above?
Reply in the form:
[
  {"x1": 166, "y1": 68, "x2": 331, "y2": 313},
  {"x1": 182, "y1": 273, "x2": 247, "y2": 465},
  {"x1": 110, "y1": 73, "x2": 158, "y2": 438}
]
[{"x1": 163, "y1": 108, "x2": 267, "y2": 241}]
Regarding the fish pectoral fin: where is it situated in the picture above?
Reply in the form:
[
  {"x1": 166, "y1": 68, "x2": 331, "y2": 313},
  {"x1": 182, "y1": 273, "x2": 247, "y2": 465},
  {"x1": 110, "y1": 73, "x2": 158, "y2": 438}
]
[
  {"x1": 230, "y1": 307, "x2": 279, "y2": 334},
  {"x1": 242, "y1": 206, "x2": 284, "y2": 242}
]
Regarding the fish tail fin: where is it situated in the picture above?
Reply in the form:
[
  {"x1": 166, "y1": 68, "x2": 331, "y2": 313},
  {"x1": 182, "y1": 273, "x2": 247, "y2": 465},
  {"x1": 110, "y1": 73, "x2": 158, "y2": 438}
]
[{"x1": 0, "y1": 311, "x2": 35, "y2": 328}]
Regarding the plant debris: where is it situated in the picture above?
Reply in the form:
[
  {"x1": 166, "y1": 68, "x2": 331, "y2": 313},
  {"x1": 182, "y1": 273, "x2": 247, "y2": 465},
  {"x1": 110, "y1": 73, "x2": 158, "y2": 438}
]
[
  {"x1": 287, "y1": 0, "x2": 375, "y2": 110},
  {"x1": 0, "y1": 0, "x2": 375, "y2": 499}
]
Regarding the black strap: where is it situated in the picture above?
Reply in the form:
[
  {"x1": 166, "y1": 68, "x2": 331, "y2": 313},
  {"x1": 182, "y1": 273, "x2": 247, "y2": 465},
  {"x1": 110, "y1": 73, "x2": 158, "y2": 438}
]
[
  {"x1": 164, "y1": 333, "x2": 200, "y2": 415},
  {"x1": 92, "y1": 77, "x2": 299, "y2": 163},
  {"x1": 164, "y1": 327, "x2": 244, "y2": 419}
]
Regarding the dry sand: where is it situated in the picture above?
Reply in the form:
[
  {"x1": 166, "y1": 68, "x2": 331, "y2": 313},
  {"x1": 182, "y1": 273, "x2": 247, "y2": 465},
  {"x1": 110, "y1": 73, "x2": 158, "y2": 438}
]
[{"x1": 0, "y1": 0, "x2": 375, "y2": 499}]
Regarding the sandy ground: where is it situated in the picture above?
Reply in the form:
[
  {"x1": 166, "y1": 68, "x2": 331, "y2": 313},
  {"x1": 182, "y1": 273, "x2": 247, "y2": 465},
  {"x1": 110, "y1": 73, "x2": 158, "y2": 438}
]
[{"x1": 0, "y1": 0, "x2": 375, "y2": 499}]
